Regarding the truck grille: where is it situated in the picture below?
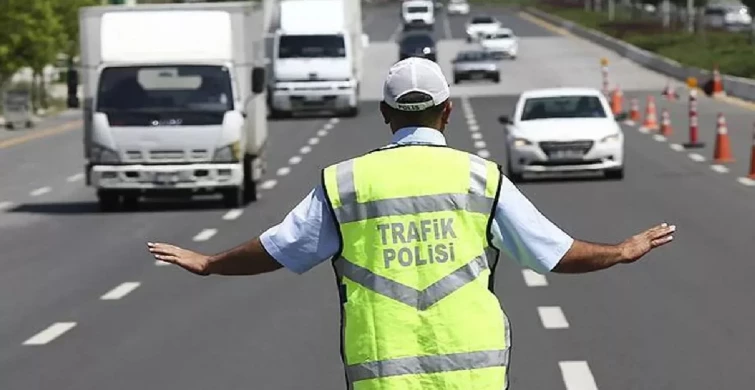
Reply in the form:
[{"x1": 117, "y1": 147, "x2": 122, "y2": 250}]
[
  {"x1": 539, "y1": 140, "x2": 594, "y2": 158},
  {"x1": 123, "y1": 149, "x2": 210, "y2": 162}
]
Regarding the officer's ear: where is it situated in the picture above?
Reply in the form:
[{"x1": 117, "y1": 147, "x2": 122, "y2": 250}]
[
  {"x1": 441, "y1": 100, "x2": 453, "y2": 126},
  {"x1": 379, "y1": 101, "x2": 391, "y2": 124}
]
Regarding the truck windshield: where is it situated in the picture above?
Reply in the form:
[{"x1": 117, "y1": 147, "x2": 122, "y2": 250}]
[
  {"x1": 96, "y1": 65, "x2": 234, "y2": 117},
  {"x1": 278, "y1": 35, "x2": 346, "y2": 58}
]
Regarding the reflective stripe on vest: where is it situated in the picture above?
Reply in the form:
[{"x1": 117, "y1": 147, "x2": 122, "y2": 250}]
[{"x1": 323, "y1": 145, "x2": 510, "y2": 390}]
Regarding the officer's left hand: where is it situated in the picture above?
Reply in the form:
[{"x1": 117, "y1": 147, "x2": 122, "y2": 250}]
[
  {"x1": 619, "y1": 223, "x2": 676, "y2": 263},
  {"x1": 147, "y1": 242, "x2": 211, "y2": 275}
]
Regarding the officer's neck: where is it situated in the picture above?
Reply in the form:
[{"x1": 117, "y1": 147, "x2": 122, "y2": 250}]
[{"x1": 390, "y1": 123, "x2": 444, "y2": 134}]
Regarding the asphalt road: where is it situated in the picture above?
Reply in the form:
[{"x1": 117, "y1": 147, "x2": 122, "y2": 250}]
[{"x1": 1, "y1": 4, "x2": 755, "y2": 390}]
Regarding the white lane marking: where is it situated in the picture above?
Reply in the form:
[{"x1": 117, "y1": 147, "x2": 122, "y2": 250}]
[
  {"x1": 522, "y1": 269, "x2": 548, "y2": 287},
  {"x1": 737, "y1": 177, "x2": 755, "y2": 186},
  {"x1": 324, "y1": 123, "x2": 334, "y2": 130},
  {"x1": 289, "y1": 156, "x2": 302, "y2": 165},
  {"x1": 0, "y1": 201, "x2": 14, "y2": 211},
  {"x1": 469, "y1": 124, "x2": 480, "y2": 132},
  {"x1": 276, "y1": 166, "x2": 291, "y2": 176},
  {"x1": 471, "y1": 132, "x2": 483, "y2": 140},
  {"x1": 308, "y1": 137, "x2": 320, "y2": 145},
  {"x1": 477, "y1": 149, "x2": 491, "y2": 158},
  {"x1": 638, "y1": 127, "x2": 649, "y2": 133},
  {"x1": 710, "y1": 164, "x2": 729, "y2": 173},
  {"x1": 155, "y1": 260, "x2": 170, "y2": 266},
  {"x1": 30, "y1": 187, "x2": 51, "y2": 197},
  {"x1": 259, "y1": 179, "x2": 277, "y2": 190},
  {"x1": 537, "y1": 306, "x2": 569, "y2": 329},
  {"x1": 192, "y1": 228, "x2": 217, "y2": 242},
  {"x1": 317, "y1": 129, "x2": 328, "y2": 137},
  {"x1": 653, "y1": 134, "x2": 666, "y2": 142},
  {"x1": 329, "y1": 118, "x2": 340, "y2": 124},
  {"x1": 466, "y1": 118, "x2": 477, "y2": 126},
  {"x1": 688, "y1": 153, "x2": 705, "y2": 162},
  {"x1": 442, "y1": 12, "x2": 452, "y2": 40},
  {"x1": 23, "y1": 322, "x2": 76, "y2": 345},
  {"x1": 222, "y1": 209, "x2": 244, "y2": 220},
  {"x1": 66, "y1": 173, "x2": 84, "y2": 182},
  {"x1": 300, "y1": 146, "x2": 312, "y2": 154},
  {"x1": 623, "y1": 120, "x2": 636, "y2": 126},
  {"x1": 669, "y1": 143, "x2": 684, "y2": 151},
  {"x1": 474, "y1": 140, "x2": 487, "y2": 149},
  {"x1": 559, "y1": 361, "x2": 599, "y2": 390},
  {"x1": 100, "y1": 282, "x2": 141, "y2": 300}
]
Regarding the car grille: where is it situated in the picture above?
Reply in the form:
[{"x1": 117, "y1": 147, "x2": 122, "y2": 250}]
[{"x1": 539, "y1": 140, "x2": 594, "y2": 158}]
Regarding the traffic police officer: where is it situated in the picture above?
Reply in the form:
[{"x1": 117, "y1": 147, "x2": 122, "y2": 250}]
[{"x1": 148, "y1": 57, "x2": 676, "y2": 389}]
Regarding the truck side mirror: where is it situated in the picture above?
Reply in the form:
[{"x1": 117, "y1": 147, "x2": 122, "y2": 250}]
[
  {"x1": 252, "y1": 67, "x2": 265, "y2": 94},
  {"x1": 498, "y1": 115, "x2": 510, "y2": 124}
]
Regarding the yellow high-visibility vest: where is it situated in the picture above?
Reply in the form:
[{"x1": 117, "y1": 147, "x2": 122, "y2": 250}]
[{"x1": 322, "y1": 144, "x2": 511, "y2": 389}]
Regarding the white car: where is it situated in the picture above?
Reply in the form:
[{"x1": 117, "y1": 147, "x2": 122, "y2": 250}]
[
  {"x1": 402, "y1": 0, "x2": 435, "y2": 29},
  {"x1": 479, "y1": 28, "x2": 518, "y2": 59},
  {"x1": 465, "y1": 15, "x2": 501, "y2": 42},
  {"x1": 499, "y1": 88, "x2": 625, "y2": 182},
  {"x1": 447, "y1": 0, "x2": 470, "y2": 15}
]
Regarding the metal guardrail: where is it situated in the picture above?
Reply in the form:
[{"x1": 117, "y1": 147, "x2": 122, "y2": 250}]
[{"x1": 524, "y1": 7, "x2": 755, "y2": 103}]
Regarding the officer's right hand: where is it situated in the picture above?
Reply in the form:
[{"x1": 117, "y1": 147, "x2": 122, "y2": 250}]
[{"x1": 619, "y1": 223, "x2": 676, "y2": 264}]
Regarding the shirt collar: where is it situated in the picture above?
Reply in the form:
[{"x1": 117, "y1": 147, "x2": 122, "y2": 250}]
[{"x1": 390, "y1": 127, "x2": 447, "y2": 146}]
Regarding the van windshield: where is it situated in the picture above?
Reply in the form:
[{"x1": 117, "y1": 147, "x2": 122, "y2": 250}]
[{"x1": 279, "y1": 34, "x2": 346, "y2": 58}]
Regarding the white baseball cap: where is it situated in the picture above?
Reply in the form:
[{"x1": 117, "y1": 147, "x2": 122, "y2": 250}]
[{"x1": 382, "y1": 57, "x2": 450, "y2": 111}]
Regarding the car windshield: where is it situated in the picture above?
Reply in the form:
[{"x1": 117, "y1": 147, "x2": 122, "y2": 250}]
[
  {"x1": 407, "y1": 6, "x2": 429, "y2": 12},
  {"x1": 456, "y1": 51, "x2": 492, "y2": 61},
  {"x1": 471, "y1": 16, "x2": 495, "y2": 24},
  {"x1": 278, "y1": 34, "x2": 346, "y2": 58},
  {"x1": 520, "y1": 95, "x2": 607, "y2": 120}
]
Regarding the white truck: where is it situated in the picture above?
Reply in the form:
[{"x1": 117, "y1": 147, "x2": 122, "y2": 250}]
[
  {"x1": 268, "y1": 0, "x2": 368, "y2": 118},
  {"x1": 79, "y1": 1, "x2": 270, "y2": 211}
]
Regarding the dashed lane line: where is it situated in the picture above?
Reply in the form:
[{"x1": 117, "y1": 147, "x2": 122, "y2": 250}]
[
  {"x1": 473, "y1": 140, "x2": 487, "y2": 149},
  {"x1": 653, "y1": 134, "x2": 666, "y2": 142},
  {"x1": 317, "y1": 129, "x2": 328, "y2": 137},
  {"x1": 222, "y1": 209, "x2": 244, "y2": 220},
  {"x1": 469, "y1": 124, "x2": 479, "y2": 132},
  {"x1": 192, "y1": 228, "x2": 217, "y2": 242},
  {"x1": 30, "y1": 187, "x2": 51, "y2": 197},
  {"x1": 710, "y1": 164, "x2": 729, "y2": 173},
  {"x1": 66, "y1": 173, "x2": 84, "y2": 182},
  {"x1": 259, "y1": 179, "x2": 278, "y2": 190},
  {"x1": 669, "y1": 143, "x2": 684, "y2": 151},
  {"x1": 477, "y1": 149, "x2": 491, "y2": 158},
  {"x1": 688, "y1": 153, "x2": 705, "y2": 162},
  {"x1": 559, "y1": 361, "x2": 599, "y2": 390},
  {"x1": 522, "y1": 269, "x2": 548, "y2": 287},
  {"x1": 276, "y1": 166, "x2": 291, "y2": 176},
  {"x1": 308, "y1": 137, "x2": 320, "y2": 145},
  {"x1": 471, "y1": 132, "x2": 482, "y2": 140},
  {"x1": 537, "y1": 306, "x2": 570, "y2": 329},
  {"x1": 289, "y1": 156, "x2": 302, "y2": 165},
  {"x1": 737, "y1": 177, "x2": 755, "y2": 186},
  {"x1": 300, "y1": 146, "x2": 312, "y2": 154},
  {"x1": 23, "y1": 322, "x2": 77, "y2": 346},
  {"x1": 100, "y1": 282, "x2": 141, "y2": 300}
]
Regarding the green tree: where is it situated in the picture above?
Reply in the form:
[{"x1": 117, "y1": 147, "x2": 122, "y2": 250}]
[
  {"x1": 56, "y1": 0, "x2": 101, "y2": 59},
  {"x1": 0, "y1": 1, "x2": 27, "y2": 90}
]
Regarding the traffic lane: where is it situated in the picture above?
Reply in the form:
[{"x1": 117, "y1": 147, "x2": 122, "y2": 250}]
[
  {"x1": 445, "y1": 5, "x2": 557, "y2": 40},
  {"x1": 363, "y1": 2, "x2": 404, "y2": 42},
  {"x1": 471, "y1": 95, "x2": 755, "y2": 389},
  {"x1": 623, "y1": 90, "x2": 755, "y2": 180},
  {"x1": 264, "y1": 116, "x2": 333, "y2": 177},
  {"x1": 0, "y1": 109, "x2": 80, "y2": 142}
]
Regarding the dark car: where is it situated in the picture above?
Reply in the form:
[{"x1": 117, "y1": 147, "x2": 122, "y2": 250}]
[{"x1": 398, "y1": 32, "x2": 437, "y2": 62}]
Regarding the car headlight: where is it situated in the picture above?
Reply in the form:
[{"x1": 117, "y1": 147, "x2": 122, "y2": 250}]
[
  {"x1": 513, "y1": 138, "x2": 532, "y2": 148},
  {"x1": 422, "y1": 47, "x2": 432, "y2": 54},
  {"x1": 214, "y1": 141, "x2": 241, "y2": 162},
  {"x1": 91, "y1": 143, "x2": 120, "y2": 163},
  {"x1": 600, "y1": 134, "x2": 621, "y2": 143}
]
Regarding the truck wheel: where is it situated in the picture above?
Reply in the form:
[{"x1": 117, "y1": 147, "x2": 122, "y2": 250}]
[
  {"x1": 97, "y1": 190, "x2": 120, "y2": 212},
  {"x1": 122, "y1": 194, "x2": 139, "y2": 211},
  {"x1": 242, "y1": 158, "x2": 257, "y2": 203},
  {"x1": 222, "y1": 187, "x2": 244, "y2": 209}
]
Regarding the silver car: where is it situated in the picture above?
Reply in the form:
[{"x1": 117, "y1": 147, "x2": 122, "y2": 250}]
[{"x1": 452, "y1": 50, "x2": 500, "y2": 84}]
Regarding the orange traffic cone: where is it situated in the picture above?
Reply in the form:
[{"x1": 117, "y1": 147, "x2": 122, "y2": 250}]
[
  {"x1": 660, "y1": 109, "x2": 673, "y2": 136},
  {"x1": 661, "y1": 81, "x2": 677, "y2": 101},
  {"x1": 611, "y1": 87, "x2": 623, "y2": 115},
  {"x1": 712, "y1": 65, "x2": 725, "y2": 97},
  {"x1": 747, "y1": 124, "x2": 755, "y2": 179},
  {"x1": 642, "y1": 96, "x2": 658, "y2": 130},
  {"x1": 713, "y1": 113, "x2": 734, "y2": 163},
  {"x1": 629, "y1": 98, "x2": 640, "y2": 123}
]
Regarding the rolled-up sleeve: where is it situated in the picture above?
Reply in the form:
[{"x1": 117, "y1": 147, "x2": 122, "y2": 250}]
[
  {"x1": 489, "y1": 175, "x2": 574, "y2": 273},
  {"x1": 259, "y1": 185, "x2": 340, "y2": 274}
]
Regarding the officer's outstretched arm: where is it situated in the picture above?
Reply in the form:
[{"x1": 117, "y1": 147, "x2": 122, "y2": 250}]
[
  {"x1": 551, "y1": 223, "x2": 676, "y2": 273},
  {"x1": 147, "y1": 238, "x2": 282, "y2": 276}
]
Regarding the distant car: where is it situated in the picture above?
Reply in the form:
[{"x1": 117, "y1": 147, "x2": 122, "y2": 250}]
[
  {"x1": 499, "y1": 88, "x2": 625, "y2": 182},
  {"x1": 447, "y1": 0, "x2": 470, "y2": 15},
  {"x1": 465, "y1": 15, "x2": 501, "y2": 42},
  {"x1": 452, "y1": 50, "x2": 499, "y2": 84},
  {"x1": 402, "y1": 0, "x2": 435, "y2": 30},
  {"x1": 398, "y1": 31, "x2": 437, "y2": 62},
  {"x1": 479, "y1": 28, "x2": 518, "y2": 59}
]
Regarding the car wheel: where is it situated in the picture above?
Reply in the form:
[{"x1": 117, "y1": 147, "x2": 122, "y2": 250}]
[
  {"x1": 492, "y1": 74, "x2": 500, "y2": 83},
  {"x1": 506, "y1": 159, "x2": 524, "y2": 183},
  {"x1": 605, "y1": 167, "x2": 624, "y2": 180}
]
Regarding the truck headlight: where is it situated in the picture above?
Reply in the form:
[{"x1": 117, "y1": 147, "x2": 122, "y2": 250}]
[
  {"x1": 600, "y1": 134, "x2": 621, "y2": 143},
  {"x1": 91, "y1": 143, "x2": 120, "y2": 163},
  {"x1": 214, "y1": 141, "x2": 241, "y2": 162},
  {"x1": 513, "y1": 138, "x2": 532, "y2": 148}
]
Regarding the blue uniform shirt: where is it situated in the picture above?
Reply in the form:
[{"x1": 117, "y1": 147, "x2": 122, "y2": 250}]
[{"x1": 260, "y1": 127, "x2": 574, "y2": 274}]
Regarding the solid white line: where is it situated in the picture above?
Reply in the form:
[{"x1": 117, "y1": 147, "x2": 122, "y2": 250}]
[
  {"x1": 100, "y1": 282, "x2": 140, "y2": 300},
  {"x1": 669, "y1": 143, "x2": 684, "y2": 151},
  {"x1": 30, "y1": 187, "x2": 51, "y2": 197},
  {"x1": 317, "y1": 129, "x2": 328, "y2": 137},
  {"x1": 222, "y1": 209, "x2": 244, "y2": 220},
  {"x1": 308, "y1": 137, "x2": 320, "y2": 145},
  {"x1": 688, "y1": 153, "x2": 705, "y2": 162},
  {"x1": 0, "y1": 201, "x2": 13, "y2": 211},
  {"x1": 653, "y1": 134, "x2": 666, "y2": 142},
  {"x1": 710, "y1": 164, "x2": 729, "y2": 173},
  {"x1": 469, "y1": 124, "x2": 480, "y2": 132},
  {"x1": 66, "y1": 173, "x2": 84, "y2": 182},
  {"x1": 442, "y1": 12, "x2": 452, "y2": 40},
  {"x1": 559, "y1": 361, "x2": 599, "y2": 390},
  {"x1": 737, "y1": 177, "x2": 755, "y2": 186},
  {"x1": 477, "y1": 149, "x2": 491, "y2": 158},
  {"x1": 537, "y1": 306, "x2": 569, "y2": 329},
  {"x1": 259, "y1": 179, "x2": 277, "y2": 190},
  {"x1": 23, "y1": 322, "x2": 76, "y2": 345},
  {"x1": 521, "y1": 269, "x2": 548, "y2": 287},
  {"x1": 276, "y1": 166, "x2": 291, "y2": 176},
  {"x1": 192, "y1": 228, "x2": 217, "y2": 242},
  {"x1": 289, "y1": 156, "x2": 302, "y2": 165},
  {"x1": 300, "y1": 146, "x2": 312, "y2": 154},
  {"x1": 471, "y1": 132, "x2": 482, "y2": 140},
  {"x1": 474, "y1": 140, "x2": 487, "y2": 149}
]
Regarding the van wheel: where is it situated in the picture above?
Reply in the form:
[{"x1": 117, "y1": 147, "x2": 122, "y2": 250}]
[{"x1": 97, "y1": 190, "x2": 120, "y2": 212}]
